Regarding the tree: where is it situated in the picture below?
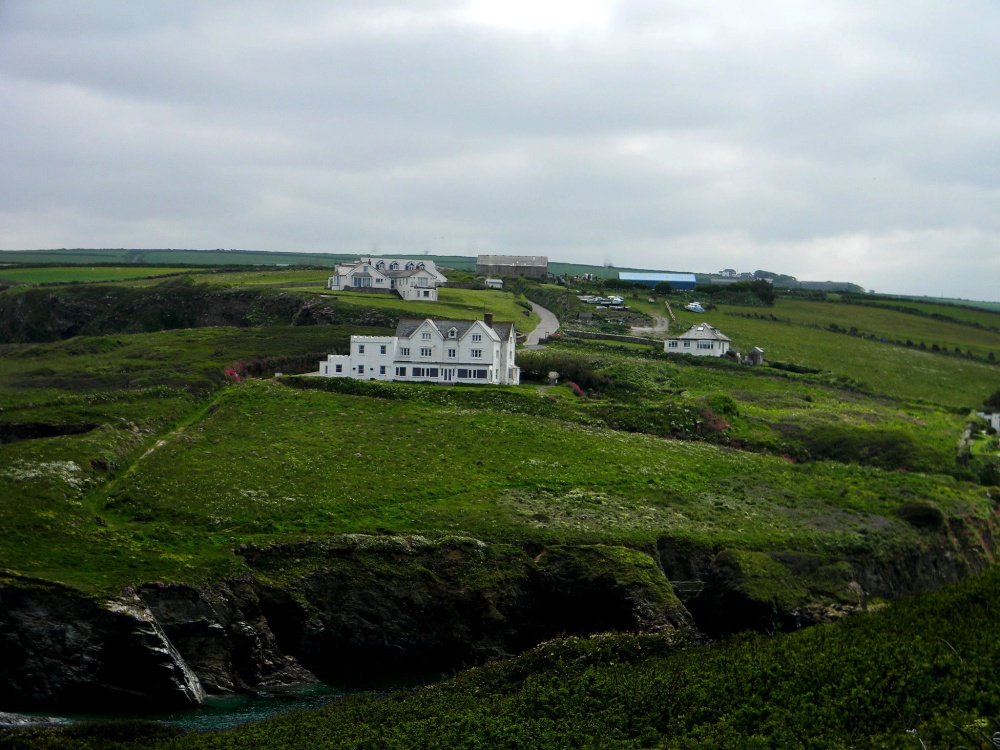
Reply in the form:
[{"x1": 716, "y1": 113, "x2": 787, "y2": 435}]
[
  {"x1": 985, "y1": 387, "x2": 1000, "y2": 411},
  {"x1": 653, "y1": 282, "x2": 673, "y2": 294},
  {"x1": 749, "y1": 279, "x2": 776, "y2": 305}
]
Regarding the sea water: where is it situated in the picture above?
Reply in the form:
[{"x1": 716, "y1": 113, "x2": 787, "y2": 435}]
[{"x1": 16, "y1": 675, "x2": 442, "y2": 732}]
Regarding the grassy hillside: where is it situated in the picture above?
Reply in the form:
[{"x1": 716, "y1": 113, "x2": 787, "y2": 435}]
[
  {"x1": 2, "y1": 332, "x2": 996, "y2": 593},
  {"x1": 593, "y1": 292, "x2": 999, "y2": 409},
  {"x1": 1, "y1": 271, "x2": 999, "y2": 744}
]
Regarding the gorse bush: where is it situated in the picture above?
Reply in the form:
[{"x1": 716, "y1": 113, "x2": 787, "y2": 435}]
[{"x1": 515, "y1": 349, "x2": 610, "y2": 391}]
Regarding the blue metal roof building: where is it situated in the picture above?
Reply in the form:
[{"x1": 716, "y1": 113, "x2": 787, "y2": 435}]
[{"x1": 618, "y1": 272, "x2": 697, "y2": 290}]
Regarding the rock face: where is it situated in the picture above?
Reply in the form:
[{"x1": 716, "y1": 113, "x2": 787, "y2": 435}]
[
  {"x1": 0, "y1": 541, "x2": 689, "y2": 711},
  {"x1": 0, "y1": 581, "x2": 204, "y2": 711},
  {"x1": 657, "y1": 525, "x2": 996, "y2": 637},
  {"x1": 237, "y1": 538, "x2": 691, "y2": 683},
  {"x1": 1, "y1": 526, "x2": 994, "y2": 713},
  {"x1": 138, "y1": 577, "x2": 317, "y2": 695},
  {"x1": 0, "y1": 280, "x2": 398, "y2": 345}
]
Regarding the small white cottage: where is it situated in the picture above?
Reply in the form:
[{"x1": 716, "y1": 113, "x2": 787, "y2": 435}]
[{"x1": 664, "y1": 323, "x2": 732, "y2": 357}]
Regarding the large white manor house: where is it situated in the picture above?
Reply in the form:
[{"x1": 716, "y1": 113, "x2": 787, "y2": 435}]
[
  {"x1": 327, "y1": 257, "x2": 447, "y2": 301},
  {"x1": 318, "y1": 315, "x2": 520, "y2": 385}
]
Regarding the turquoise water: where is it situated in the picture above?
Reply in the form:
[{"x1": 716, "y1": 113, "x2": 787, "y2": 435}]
[
  {"x1": 146, "y1": 684, "x2": 351, "y2": 731},
  {"x1": 20, "y1": 675, "x2": 444, "y2": 732}
]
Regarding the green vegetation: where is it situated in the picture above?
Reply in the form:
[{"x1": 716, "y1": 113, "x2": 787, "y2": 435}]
[
  {"x1": 9, "y1": 566, "x2": 1000, "y2": 748},
  {"x1": 0, "y1": 267, "x2": 196, "y2": 285},
  {"x1": 293, "y1": 287, "x2": 540, "y2": 331},
  {"x1": 2, "y1": 259, "x2": 1000, "y2": 745},
  {"x1": 2, "y1": 355, "x2": 996, "y2": 594}
]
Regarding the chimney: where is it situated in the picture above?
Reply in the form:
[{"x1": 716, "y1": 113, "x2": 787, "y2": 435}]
[{"x1": 484, "y1": 312, "x2": 493, "y2": 328}]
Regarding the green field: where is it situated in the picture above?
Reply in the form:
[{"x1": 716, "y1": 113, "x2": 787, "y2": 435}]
[
  {"x1": 614, "y1": 295, "x2": 1000, "y2": 409},
  {"x1": 902, "y1": 295, "x2": 1000, "y2": 312},
  {"x1": 851, "y1": 296, "x2": 1000, "y2": 326},
  {"x1": 0, "y1": 266, "x2": 197, "y2": 284}
]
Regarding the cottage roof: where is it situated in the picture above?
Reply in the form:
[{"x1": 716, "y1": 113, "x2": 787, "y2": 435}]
[{"x1": 676, "y1": 323, "x2": 731, "y2": 342}]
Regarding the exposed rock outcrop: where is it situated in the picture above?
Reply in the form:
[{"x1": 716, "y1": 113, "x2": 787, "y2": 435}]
[
  {"x1": 657, "y1": 518, "x2": 996, "y2": 637},
  {"x1": 0, "y1": 279, "x2": 398, "y2": 345},
  {"x1": 2, "y1": 524, "x2": 993, "y2": 714},
  {"x1": 138, "y1": 577, "x2": 317, "y2": 695},
  {"x1": 240, "y1": 538, "x2": 690, "y2": 682},
  {"x1": 0, "y1": 540, "x2": 689, "y2": 711},
  {"x1": 0, "y1": 579, "x2": 204, "y2": 712}
]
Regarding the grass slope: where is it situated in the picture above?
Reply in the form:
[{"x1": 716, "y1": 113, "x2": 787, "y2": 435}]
[
  {"x1": 589, "y1": 294, "x2": 1000, "y2": 409},
  {"x1": 3, "y1": 374, "x2": 994, "y2": 592}
]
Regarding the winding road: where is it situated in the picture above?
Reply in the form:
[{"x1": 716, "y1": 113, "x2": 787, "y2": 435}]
[{"x1": 524, "y1": 301, "x2": 560, "y2": 348}]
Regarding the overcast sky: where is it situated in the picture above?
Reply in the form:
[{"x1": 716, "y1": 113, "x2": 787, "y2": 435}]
[{"x1": 2, "y1": 2, "x2": 999, "y2": 298}]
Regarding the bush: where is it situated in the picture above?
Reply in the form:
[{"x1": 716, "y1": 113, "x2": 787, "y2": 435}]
[
  {"x1": 516, "y1": 350, "x2": 609, "y2": 391},
  {"x1": 896, "y1": 500, "x2": 945, "y2": 530},
  {"x1": 984, "y1": 387, "x2": 1000, "y2": 411}
]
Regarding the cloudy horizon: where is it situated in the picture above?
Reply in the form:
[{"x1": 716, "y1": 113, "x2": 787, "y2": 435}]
[{"x1": 2, "y1": 2, "x2": 998, "y2": 299}]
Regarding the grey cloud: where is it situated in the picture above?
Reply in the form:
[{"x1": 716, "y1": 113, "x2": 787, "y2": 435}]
[{"x1": 1, "y1": 1, "x2": 999, "y2": 299}]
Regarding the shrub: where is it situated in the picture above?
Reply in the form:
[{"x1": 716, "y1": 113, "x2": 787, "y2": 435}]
[
  {"x1": 984, "y1": 387, "x2": 1000, "y2": 411},
  {"x1": 896, "y1": 500, "x2": 945, "y2": 530}
]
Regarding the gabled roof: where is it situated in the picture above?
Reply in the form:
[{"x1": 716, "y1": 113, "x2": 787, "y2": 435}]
[
  {"x1": 675, "y1": 323, "x2": 731, "y2": 342},
  {"x1": 396, "y1": 318, "x2": 511, "y2": 342}
]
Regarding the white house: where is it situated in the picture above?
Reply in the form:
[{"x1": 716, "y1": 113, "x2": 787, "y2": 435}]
[
  {"x1": 485, "y1": 278, "x2": 504, "y2": 289},
  {"x1": 978, "y1": 412, "x2": 1000, "y2": 433},
  {"x1": 664, "y1": 323, "x2": 732, "y2": 357},
  {"x1": 318, "y1": 314, "x2": 520, "y2": 385},
  {"x1": 327, "y1": 257, "x2": 448, "y2": 301}
]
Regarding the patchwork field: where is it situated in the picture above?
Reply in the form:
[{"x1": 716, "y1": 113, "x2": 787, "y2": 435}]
[{"x1": 617, "y1": 295, "x2": 1000, "y2": 408}]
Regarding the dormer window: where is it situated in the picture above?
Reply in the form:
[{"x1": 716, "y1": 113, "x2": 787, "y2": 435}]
[
  {"x1": 448, "y1": 328, "x2": 457, "y2": 338},
  {"x1": 405, "y1": 262, "x2": 415, "y2": 270},
  {"x1": 390, "y1": 262, "x2": 399, "y2": 270},
  {"x1": 417, "y1": 262, "x2": 425, "y2": 269},
  {"x1": 375, "y1": 261, "x2": 385, "y2": 270}
]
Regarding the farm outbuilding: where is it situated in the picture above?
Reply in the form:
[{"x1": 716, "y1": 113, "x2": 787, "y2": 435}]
[
  {"x1": 476, "y1": 255, "x2": 548, "y2": 278},
  {"x1": 617, "y1": 272, "x2": 697, "y2": 290}
]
